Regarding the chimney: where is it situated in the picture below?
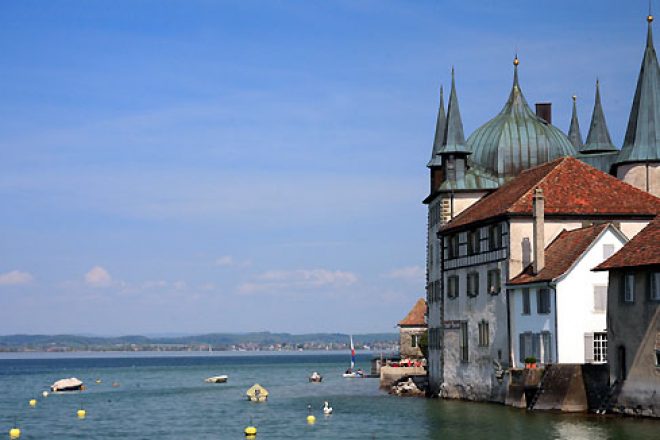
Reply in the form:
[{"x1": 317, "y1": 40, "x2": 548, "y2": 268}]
[
  {"x1": 535, "y1": 103, "x2": 552, "y2": 124},
  {"x1": 533, "y1": 188, "x2": 545, "y2": 274}
]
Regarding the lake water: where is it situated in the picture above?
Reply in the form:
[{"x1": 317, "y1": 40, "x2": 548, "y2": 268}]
[{"x1": 0, "y1": 352, "x2": 657, "y2": 439}]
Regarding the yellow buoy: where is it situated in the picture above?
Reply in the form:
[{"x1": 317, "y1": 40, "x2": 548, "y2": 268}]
[
  {"x1": 9, "y1": 427, "x2": 21, "y2": 439},
  {"x1": 244, "y1": 425, "x2": 257, "y2": 437},
  {"x1": 306, "y1": 415, "x2": 316, "y2": 425},
  {"x1": 77, "y1": 409, "x2": 86, "y2": 419},
  {"x1": 42, "y1": 391, "x2": 49, "y2": 398},
  {"x1": 29, "y1": 399, "x2": 37, "y2": 407}
]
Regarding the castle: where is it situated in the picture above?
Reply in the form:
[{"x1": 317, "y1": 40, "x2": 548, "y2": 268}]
[{"x1": 424, "y1": 16, "x2": 660, "y2": 401}]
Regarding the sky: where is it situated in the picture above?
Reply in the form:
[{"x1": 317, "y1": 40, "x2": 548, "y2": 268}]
[{"x1": 0, "y1": 0, "x2": 655, "y2": 335}]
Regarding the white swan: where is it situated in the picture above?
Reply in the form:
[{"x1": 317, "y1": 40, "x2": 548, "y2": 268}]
[{"x1": 323, "y1": 401, "x2": 333, "y2": 415}]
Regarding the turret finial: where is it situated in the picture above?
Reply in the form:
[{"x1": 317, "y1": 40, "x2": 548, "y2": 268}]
[
  {"x1": 572, "y1": 95, "x2": 577, "y2": 102},
  {"x1": 513, "y1": 54, "x2": 519, "y2": 66}
]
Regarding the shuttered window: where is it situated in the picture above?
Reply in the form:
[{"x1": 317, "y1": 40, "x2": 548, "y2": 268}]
[
  {"x1": 537, "y1": 288, "x2": 551, "y2": 314},
  {"x1": 478, "y1": 320, "x2": 489, "y2": 347},
  {"x1": 467, "y1": 272, "x2": 479, "y2": 297},
  {"x1": 593, "y1": 285, "x2": 607, "y2": 313},
  {"x1": 447, "y1": 276, "x2": 459, "y2": 299},
  {"x1": 467, "y1": 229, "x2": 480, "y2": 255},
  {"x1": 541, "y1": 332, "x2": 553, "y2": 364},
  {"x1": 584, "y1": 333, "x2": 595, "y2": 363},
  {"x1": 522, "y1": 289, "x2": 530, "y2": 315},
  {"x1": 519, "y1": 332, "x2": 533, "y2": 363},
  {"x1": 623, "y1": 273, "x2": 635, "y2": 303},
  {"x1": 651, "y1": 272, "x2": 660, "y2": 301},
  {"x1": 459, "y1": 322, "x2": 469, "y2": 362},
  {"x1": 487, "y1": 269, "x2": 501, "y2": 295}
]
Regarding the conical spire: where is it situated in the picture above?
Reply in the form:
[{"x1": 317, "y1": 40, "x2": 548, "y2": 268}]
[
  {"x1": 567, "y1": 96, "x2": 584, "y2": 149},
  {"x1": 427, "y1": 86, "x2": 446, "y2": 167},
  {"x1": 583, "y1": 80, "x2": 617, "y2": 153},
  {"x1": 438, "y1": 68, "x2": 470, "y2": 155},
  {"x1": 617, "y1": 14, "x2": 660, "y2": 164}
]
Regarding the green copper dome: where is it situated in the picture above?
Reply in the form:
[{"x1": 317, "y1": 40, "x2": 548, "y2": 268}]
[{"x1": 467, "y1": 63, "x2": 577, "y2": 181}]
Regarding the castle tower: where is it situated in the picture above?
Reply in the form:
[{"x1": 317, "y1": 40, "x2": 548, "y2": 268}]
[
  {"x1": 615, "y1": 15, "x2": 660, "y2": 196},
  {"x1": 583, "y1": 80, "x2": 617, "y2": 153}
]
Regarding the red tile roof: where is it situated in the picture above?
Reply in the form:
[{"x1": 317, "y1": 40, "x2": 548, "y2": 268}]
[
  {"x1": 441, "y1": 157, "x2": 660, "y2": 233},
  {"x1": 509, "y1": 224, "x2": 614, "y2": 285},
  {"x1": 398, "y1": 298, "x2": 427, "y2": 327},
  {"x1": 594, "y1": 216, "x2": 660, "y2": 270}
]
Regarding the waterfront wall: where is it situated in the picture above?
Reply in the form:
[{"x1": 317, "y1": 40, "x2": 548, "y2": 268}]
[{"x1": 380, "y1": 366, "x2": 426, "y2": 388}]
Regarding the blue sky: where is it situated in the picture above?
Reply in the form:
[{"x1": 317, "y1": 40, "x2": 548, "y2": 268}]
[{"x1": 0, "y1": 0, "x2": 654, "y2": 334}]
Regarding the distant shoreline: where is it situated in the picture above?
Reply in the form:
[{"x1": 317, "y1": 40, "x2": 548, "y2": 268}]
[{"x1": 0, "y1": 349, "x2": 391, "y2": 360}]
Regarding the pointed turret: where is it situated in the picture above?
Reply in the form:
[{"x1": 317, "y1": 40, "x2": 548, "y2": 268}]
[
  {"x1": 438, "y1": 68, "x2": 470, "y2": 155},
  {"x1": 583, "y1": 80, "x2": 617, "y2": 153},
  {"x1": 617, "y1": 14, "x2": 660, "y2": 165},
  {"x1": 567, "y1": 96, "x2": 584, "y2": 149},
  {"x1": 427, "y1": 86, "x2": 445, "y2": 167}
]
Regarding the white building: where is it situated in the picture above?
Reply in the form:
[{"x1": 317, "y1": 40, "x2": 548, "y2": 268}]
[{"x1": 507, "y1": 223, "x2": 627, "y2": 367}]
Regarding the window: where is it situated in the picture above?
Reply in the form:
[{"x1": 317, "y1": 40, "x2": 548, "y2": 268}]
[
  {"x1": 603, "y1": 244, "x2": 615, "y2": 259},
  {"x1": 448, "y1": 234, "x2": 460, "y2": 259},
  {"x1": 429, "y1": 243, "x2": 433, "y2": 267},
  {"x1": 537, "y1": 288, "x2": 551, "y2": 314},
  {"x1": 411, "y1": 334, "x2": 419, "y2": 348},
  {"x1": 447, "y1": 276, "x2": 459, "y2": 299},
  {"x1": 467, "y1": 272, "x2": 479, "y2": 297},
  {"x1": 593, "y1": 285, "x2": 607, "y2": 313},
  {"x1": 478, "y1": 320, "x2": 489, "y2": 347},
  {"x1": 459, "y1": 321, "x2": 469, "y2": 362},
  {"x1": 593, "y1": 332, "x2": 607, "y2": 363},
  {"x1": 541, "y1": 332, "x2": 553, "y2": 364},
  {"x1": 651, "y1": 272, "x2": 660, "y2": 301},
  {"x1": 623, "y1": 273, "x2": 635, "y2": 303},
  {"x1": 467, "y1": 229, "x2": 480, "y2": 255},
  {"x1": 489, "y1": 223, "x2": 503, "y2": 250},
  {"x1": 522, "y1": 288, "x2": 531, "y2": 315},
  {"x1": 487, "y1": 269, "x2": 501, "y2": 295},
  {"x1": 519, "y1": 332, "x2": 534, "y2": 363}
]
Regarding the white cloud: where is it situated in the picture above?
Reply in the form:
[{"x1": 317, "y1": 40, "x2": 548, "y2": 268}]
[
  {"x1": 382, "y1": 266, "x2": 425, "y2": 281},
  {"x1": 84, "y1": 266, "x2": 112, "y2": 287},
  {"x1": 0, "y1": 270, "x2": 33, "y2": 286},
  {"x1": 215, "y1": 255, "x2": 234, "y2": 266},
  {"x1": 238, "y1": 268, "x2": 358, "y2": 295}
]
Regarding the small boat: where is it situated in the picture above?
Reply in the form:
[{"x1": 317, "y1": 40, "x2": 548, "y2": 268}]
[
  {"x1": 246, "y1": 384, "x2": 268, "y2": 402},
  {"x1": 205, "y1": 375, "x2": 228, "y2": 383},
  {"x1": 342, "y1": 336, "x2": 364, "y2": 378},
  {"x1": 50, "y1": 377, "x2": 85, "y2": 392},
  {"x1": 309, "y1": 371, "x2": 323, "y2": 382}
]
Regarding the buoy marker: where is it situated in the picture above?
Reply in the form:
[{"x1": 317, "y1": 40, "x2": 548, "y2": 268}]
[
  {"x1": 42, "y1": 391, "x2": 48, "y2": 398},
  {"x1": 244, "y1": 425, "x2": 257, "y2": 437},
  {"x1": 28, "y1": 399, "x2": 37, "y2": 408},
  {"x1": 306, "y1": 404, "x2": 316, "y2": 425},
  {"x1": 77, "y1": 409, "x2": 86, "y2": 419},
  {"x1": 9, "y1": 427, "x2": 21, "y2": 439}
]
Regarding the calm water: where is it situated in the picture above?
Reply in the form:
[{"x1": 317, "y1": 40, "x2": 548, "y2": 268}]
[{"x1": 0, "y1": 352, "x2": 657, "y2": 439}]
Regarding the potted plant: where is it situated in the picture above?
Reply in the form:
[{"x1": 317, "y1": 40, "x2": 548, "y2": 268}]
[{"x1": 524, "y1": 356, "x2": 537, "y2": 369}]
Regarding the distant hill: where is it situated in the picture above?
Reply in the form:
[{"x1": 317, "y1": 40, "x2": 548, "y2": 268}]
[{"x1": 0, "y1": 332, "x2": 398, "y2": 352}]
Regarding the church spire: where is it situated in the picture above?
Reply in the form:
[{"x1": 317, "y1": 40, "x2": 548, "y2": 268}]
[
  {"x1": 568, "y1": 95, "x2": 584, "y2": 149},
  {"x1": 438, "y1": 68, "x2": 470, "y2": 155},
  {"x1": 427, "y1": 86, "x2": 445, "y2": 167},
  {"x1": 583, "y1": 80, "x2": 617, "y2": 153},
  {"x1": 617, "y1": 13, "x2": 660, "y2": 164}
]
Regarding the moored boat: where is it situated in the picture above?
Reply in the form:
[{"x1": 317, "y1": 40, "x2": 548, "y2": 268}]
[
  {"x1": 246, "y1": 383, "x2": 268, "y2": 402},
  {"x1": 205, "y1": 375, "x2": 228, "y2": 383},
  {"x1": 50, "y1": 377, "x2": 85, "y2": 392},
  {"x1": 309, "y1": 371, "x2": 323, "y2": 382}
]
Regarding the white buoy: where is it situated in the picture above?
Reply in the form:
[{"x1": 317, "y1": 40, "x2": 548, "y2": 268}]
[{"x1": 42, "y1": 391, "x2": 49, "y2": 398}]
